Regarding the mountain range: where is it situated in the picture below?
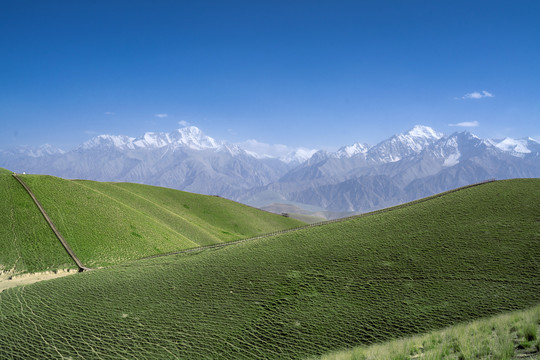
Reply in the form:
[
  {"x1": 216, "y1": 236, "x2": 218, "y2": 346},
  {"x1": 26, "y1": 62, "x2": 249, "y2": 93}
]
[{"x1": 1, "y1": 125, "x2": 539, "y2": 216}]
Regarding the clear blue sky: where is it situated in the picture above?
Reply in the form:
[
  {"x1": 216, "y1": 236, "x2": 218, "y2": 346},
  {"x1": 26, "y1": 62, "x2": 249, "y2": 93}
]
[{"x1": 1, "y1": 0, "x2": 539, "y2": 151}]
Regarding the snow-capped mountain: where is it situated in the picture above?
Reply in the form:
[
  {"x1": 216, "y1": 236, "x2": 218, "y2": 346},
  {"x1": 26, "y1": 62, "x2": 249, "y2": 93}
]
[
  {"x1": 79, "y1": 126, "x2": 226, "y2": 152},
  {"x1": 365, "y1": 125, "x2": 444, "y2": 163},
  {"x1": 1, "y1": 125, "x2": 538, "y2": 215},
  {"x1": 280, "y1": 148, "x2": 318, "y2": 164},
  {"x1": 236, "y1": 126, "x2": 540, "y2": 213},
  {"x1": 490, "y1": 137, "x2": 540, "y2": 159},
  {"x1": 334, "y1": 143, "x2": 370, "y2": 158},
  {"x1": 0, "y1": 127, "x2": 292, "y2": 197}
]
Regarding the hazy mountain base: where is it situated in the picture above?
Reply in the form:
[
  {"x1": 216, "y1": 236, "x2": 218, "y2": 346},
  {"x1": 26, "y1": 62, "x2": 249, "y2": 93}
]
[{"x1": 260, "y1": 203, "x2": 350, "y2": 222}]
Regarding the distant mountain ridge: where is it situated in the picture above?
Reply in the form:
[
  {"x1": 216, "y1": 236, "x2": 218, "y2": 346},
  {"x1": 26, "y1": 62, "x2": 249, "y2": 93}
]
[
  {"x1": 1, "y1": 125, "x2": 539, "y2": 214},
  {"x1": 245, "y1": 126, "x2": 540, "y2": 213}
]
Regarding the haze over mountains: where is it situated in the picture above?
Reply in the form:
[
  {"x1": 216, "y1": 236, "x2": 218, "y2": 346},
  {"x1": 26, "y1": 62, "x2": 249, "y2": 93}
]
[{"x1": 1, "y1": 125, "x2": 539, "y2": 215}]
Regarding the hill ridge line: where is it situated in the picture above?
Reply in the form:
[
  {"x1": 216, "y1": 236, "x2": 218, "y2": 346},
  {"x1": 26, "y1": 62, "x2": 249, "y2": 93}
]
[
  {"x1": 140, "y1": 179, "x2": 497, "y2": 261},
  {"x1": 72, "y1": 181, "x2": 200, "y2": 248},
  {"x1": 12, "y1": 174, "x2": 90, "y2": 272},
  {"x1": 109, "y1": 183, "x2": 222, "y2": 243}
]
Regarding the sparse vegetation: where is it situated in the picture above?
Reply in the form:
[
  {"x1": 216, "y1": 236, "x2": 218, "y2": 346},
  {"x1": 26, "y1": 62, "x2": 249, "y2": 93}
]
[{"x1": 0, "y1": 179, "x2": 538, "y2": 358}]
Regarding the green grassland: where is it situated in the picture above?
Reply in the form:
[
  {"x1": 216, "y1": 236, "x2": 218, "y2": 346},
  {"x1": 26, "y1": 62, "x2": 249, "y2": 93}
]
[
  {"x1": 0, "y1": 179, "x2": 538, "y2": 359},
  {"x1": 0, "y1": 167, "x2": 12, "y2": 175},
  {"x1": 318, "y1": 304, "x2": 540, "y2": 360},
  {"x1": 1, "y1": 174, "x2": 304, "y2": 271},
  {"x1": 0, "y1": 174, "x2": 75, "y2": 275}
]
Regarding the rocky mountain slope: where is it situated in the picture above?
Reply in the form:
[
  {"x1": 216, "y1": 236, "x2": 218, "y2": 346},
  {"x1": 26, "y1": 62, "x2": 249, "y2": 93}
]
[{"x1": 2, "y1": 125, "x2": 539, "y2": 214}]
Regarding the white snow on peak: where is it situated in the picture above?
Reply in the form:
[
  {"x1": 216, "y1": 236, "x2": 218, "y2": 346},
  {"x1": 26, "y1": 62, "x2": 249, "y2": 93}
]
[
  {"x1": 81, "y1": 135, "x2": 135, "y2": 150},
  {"x1": 217, "y1": 143, "x2": 245, "y2": 156},
  {"x1": 130, "y1": 127, "x2": 221, "y2": 150},
  {"x1": 174, "y1": 126, "x2": 221, "y2": 150},
  {"x1": 335, "y1": 143, "x2": 370, "y2": 158},
  {"x1": 280, "y1": 148, "x2": 318, "y2": 163},
  {"x1": 79, "y1": 126, "x2": 253, "y2": 157},
  {"x1": 391, "y1": 125, "x2": 443, "y2": 153},
  {"x1": 235, "y1": 138, "x2": 317, "y2": 163},
  {"x1": 244, "y1": 150, "x2": 269, "y2": 159},
  {"x1": 365, "y1": 125, "x2": 444, "y2": 164},
  {"x1": 495, "y1": 137, "x2": 531, "y2": 154},
  {"x1": 407, "y1": 125, "x2": 444, "y2": 140}
]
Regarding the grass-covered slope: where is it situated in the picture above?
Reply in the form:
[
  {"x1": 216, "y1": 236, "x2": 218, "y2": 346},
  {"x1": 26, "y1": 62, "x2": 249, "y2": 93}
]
[
  {"x1": 0, "y1": 174, "x2": 75, "y2": 275},
  {"x1": 2, "y1": 174, "x2": 304, "y2": 270},
  {"x1": 318, "y1": 304, "x2": 540, "y2": 360},
  {"x1": 0, "y1": 179, "x2": 539, "y2": 359}
]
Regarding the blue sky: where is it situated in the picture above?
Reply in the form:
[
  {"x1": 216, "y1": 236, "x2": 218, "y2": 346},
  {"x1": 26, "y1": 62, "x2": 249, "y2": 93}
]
[{"x1": 1, "y1": 0, "x2": 539, "y2": 152}]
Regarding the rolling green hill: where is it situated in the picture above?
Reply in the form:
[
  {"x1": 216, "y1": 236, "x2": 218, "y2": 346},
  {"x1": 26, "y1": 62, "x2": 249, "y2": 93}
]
[
  {"x1": 0, "y1": 173, "x2": 75, "y2": 275},
  {"x1": 318, "y1": 303, "x2": 540, "y2": 360},
  {"x1": 0, "y1": 173, "x2": 304, "y2": 272},
  {"x1": 0, "y1": 179, "x2": 538, "y2": 359}
]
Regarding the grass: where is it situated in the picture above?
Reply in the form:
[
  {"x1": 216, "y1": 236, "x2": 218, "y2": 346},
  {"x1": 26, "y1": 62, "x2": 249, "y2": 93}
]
[
  {"x1": 0, "y1": 174, "x2": 75, "y2": 275},
  {"x1": 0, "y1": 179, "x2": 538, "y2": 358},
  {"x1": 1, "y1": 174, "x2": 304, "y2": 271},
  {"x1": 318, "y1": 304, "x2": 540, "y2": 360}
]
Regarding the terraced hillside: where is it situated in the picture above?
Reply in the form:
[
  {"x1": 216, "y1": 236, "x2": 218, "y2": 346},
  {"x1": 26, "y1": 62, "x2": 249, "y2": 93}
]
[
  {"x1": 0, "y1": 179, "x2": 538, "y2": 359},
  {"x1": 1, "y1": 173, "x2": 304, "y2": 272}
]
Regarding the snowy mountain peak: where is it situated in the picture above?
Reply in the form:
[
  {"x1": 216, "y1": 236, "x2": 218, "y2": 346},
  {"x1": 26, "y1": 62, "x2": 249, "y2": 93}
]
[
  {"x1": 280, "y1": 148, "x2": 318, "y2": 163},
  {"x1": 80, "y1": 134, "x2": 135, "y2": 150},
  {"x1": 174, "y1": 126, "x2": 221, "y2": 150},
  {"x1": 81, "y1": 126, "x2": 224, "y2": 152},
  {"x1": 495, "y1": 137, "x2": 532, "y2": 154},
  {"x1": 367, "y1": 125, "x2": 444, "y2": 163},
  {"x1": 406, "y1": 125, "x2": 444, "y2": 140},
  {"x1": 335, "y1": 143, "x2": 370, "y2": 158}
]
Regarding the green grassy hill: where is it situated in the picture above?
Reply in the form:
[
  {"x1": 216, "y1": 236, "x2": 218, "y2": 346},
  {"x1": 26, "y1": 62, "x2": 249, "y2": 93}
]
[
  {"x1": 0, "y1": 173, "x2": 75, "y2": 275},
  {"x1": 0, "y1": 179, "x2": 538, "y2": 359},
  {"x1": 1, "y1": 173, "x2": 304, "y2": 272},
  {"x1": 318, "y1": 303, "x2": 540, "y2": 360}
]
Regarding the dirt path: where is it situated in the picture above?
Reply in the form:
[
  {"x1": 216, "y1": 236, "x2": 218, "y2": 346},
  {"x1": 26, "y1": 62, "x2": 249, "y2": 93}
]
[
  {"x1": 12, "y1": 174, "x2": 90, "y2": 272},
  {"x1": 0, "y1": 270, "x2": 77, "y2": 293}
]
